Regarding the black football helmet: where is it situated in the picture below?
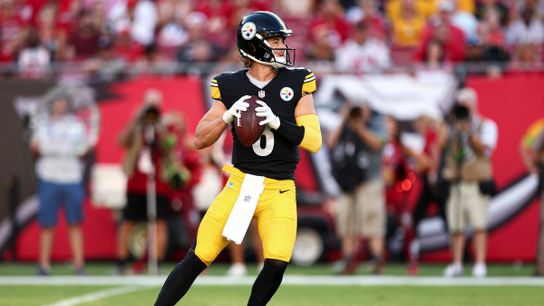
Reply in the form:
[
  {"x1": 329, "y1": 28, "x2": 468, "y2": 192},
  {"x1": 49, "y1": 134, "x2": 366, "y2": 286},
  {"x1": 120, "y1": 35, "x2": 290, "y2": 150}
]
[{"x1": 237, "y1": 11, "x2": 296, "y2": 68}]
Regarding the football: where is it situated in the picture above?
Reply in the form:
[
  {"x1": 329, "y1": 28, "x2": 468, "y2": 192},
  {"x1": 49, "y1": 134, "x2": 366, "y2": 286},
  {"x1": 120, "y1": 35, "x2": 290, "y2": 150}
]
[{"x1": 235, "y1": 95, "x2": 265, "y2": 147}]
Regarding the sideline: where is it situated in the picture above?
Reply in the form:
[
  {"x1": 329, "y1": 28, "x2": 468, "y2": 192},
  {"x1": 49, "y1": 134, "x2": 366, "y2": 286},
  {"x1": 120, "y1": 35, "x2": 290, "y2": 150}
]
[{"x1": 1, "y1": 275, "x2": 544, "y2": 287}]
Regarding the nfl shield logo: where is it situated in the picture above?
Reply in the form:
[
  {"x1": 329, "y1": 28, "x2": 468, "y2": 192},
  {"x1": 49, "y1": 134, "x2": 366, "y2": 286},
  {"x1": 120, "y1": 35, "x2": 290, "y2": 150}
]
[{"x1": 258, "y1": 90, "x2": 265, "y2": 98}]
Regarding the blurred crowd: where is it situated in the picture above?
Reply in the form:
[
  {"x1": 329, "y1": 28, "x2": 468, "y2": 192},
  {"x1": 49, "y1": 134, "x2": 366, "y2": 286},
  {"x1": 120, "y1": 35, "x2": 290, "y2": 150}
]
[{"x1": 2, "y1": 0, "x2": 544, "y2": 78}]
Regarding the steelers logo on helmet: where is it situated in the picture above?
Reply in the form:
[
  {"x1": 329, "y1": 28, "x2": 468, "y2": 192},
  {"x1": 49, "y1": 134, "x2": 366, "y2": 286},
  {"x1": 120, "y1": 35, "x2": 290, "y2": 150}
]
[
  {"x1": 241, "y1": 22, "x2": 257, "y2": 40},
  {"x1": 280, "y1": 87, "x2": 294, "y2": 101}
]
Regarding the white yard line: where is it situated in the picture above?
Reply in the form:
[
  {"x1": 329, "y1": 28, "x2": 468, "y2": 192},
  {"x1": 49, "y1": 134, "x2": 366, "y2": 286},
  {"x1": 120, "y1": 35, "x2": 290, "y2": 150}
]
[
  {"x1": 42, "y1": 286, "x2": 143, "y2": 306},
  {"x1": 1, "y1": 275, "x2": 544, "y2": 287}
]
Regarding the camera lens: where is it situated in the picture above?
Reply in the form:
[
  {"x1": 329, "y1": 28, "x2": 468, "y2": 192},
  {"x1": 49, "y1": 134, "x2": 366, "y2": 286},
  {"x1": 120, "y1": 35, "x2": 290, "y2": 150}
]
[{"x1": 143, "y1": 106, "x2": 160, "y2": 123}]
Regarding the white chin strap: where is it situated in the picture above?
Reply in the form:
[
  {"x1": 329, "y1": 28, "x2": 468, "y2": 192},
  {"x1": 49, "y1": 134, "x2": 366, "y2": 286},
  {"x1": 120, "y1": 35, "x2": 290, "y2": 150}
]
[
  {"x1": 275, "y1": 56, "x2": 287, "y2": 65},
  {"x1": 240, "y1": 49, "x2": 287, "y2": 68}
]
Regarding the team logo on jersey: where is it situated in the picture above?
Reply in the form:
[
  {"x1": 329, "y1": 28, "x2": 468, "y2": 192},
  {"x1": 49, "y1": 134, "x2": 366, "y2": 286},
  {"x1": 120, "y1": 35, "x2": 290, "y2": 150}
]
[
  {"x1": 241, "y1": 22, "x2": 257, "y2": 40},
  {"x1": 280, "y1": 87, "x2": 294, "y2": 101}
]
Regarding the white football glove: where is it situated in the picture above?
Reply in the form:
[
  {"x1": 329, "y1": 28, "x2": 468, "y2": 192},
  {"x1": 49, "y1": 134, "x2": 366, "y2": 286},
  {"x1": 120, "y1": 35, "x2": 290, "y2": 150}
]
[
  {"x1": 255, "y1": 100, "x2": 281, "y2": 130},
  {"x1": 222, "y1": 95, "x2": 250, "y2": 124}
]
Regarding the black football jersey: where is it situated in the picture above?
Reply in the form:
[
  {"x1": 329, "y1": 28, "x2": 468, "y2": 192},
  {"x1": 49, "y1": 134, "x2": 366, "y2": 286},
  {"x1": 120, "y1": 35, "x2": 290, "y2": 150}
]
[{"x1": 210, "y1": 67, "x2": 317, "y2": 180}]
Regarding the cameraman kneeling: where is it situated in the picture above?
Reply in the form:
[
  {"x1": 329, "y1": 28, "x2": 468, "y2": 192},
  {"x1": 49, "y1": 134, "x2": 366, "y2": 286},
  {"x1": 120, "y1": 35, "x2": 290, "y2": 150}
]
[{"x1": 442, "y1": 88, "x2": 498, "y2": 278}]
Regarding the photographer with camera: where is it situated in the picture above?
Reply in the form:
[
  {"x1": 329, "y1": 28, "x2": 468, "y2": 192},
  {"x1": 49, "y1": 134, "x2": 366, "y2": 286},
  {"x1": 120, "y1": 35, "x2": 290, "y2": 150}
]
[
  {"x1": 328, "y1": 103, "x2": 388, "y2": 275},
  {"x1": 442, "y1": 87, "x2": 498, "y2": 277},
  {"x1": 116, "y1": 89, "x2": 178, "y2": 274}
]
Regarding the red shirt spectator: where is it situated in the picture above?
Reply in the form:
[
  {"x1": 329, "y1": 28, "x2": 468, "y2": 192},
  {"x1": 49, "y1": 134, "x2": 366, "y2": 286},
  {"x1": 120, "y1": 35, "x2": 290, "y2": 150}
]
[
  {"x1": 364, "y1": 14, "x2": 388, "y2": 41},
  {"x1": 54, "y1": 0, "x2": 78, "y2": 34},
  {"x1": 0, "y1": 0, "x2": 32, "y2": 62},
  {"x1": 384, "y1": 137, "x2": 408, "y2": 213},
  {"x1": 308, "y1": 0, "x2": 351, "y2": 45},
  {"x1": 25, "y1": 0, "x2": 49, "y2": 25},
  {"x1": 65, "y1": 9, "x2": 100, "y2": 60},
  {"x1": 477, "y1": 7, "x2": 506, "y2": 48},
  {"x1": 414, "y1": 5, "x2": 466, "y2": 63},
  {"x1": 125, "y1": 128, "x2": 171, "y2": 197},
  {"x1": 194, "y1": 0, "x2": 234, "y2": 32},
  {"x1": 162, "y1": 112, "x2": 202, "y2": 193},
  {"x1": 346, "y1": 0, "x2": 388, "y2": 40},
  {"x1": 161, "y1": 112, "x2": 203, "y2": 239},
  {"x1": 114, "y1": 30, "x2": 144, "y2": 62}
]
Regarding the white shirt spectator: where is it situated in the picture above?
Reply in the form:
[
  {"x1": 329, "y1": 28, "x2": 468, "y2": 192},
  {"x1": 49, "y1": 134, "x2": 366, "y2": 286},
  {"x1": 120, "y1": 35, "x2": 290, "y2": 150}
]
[
  {"x1": 33, "y1": 115, "x2": 88, "y2": 183},
  {"x1": 157, "y1": 22, "x2": 189, "y2": 48},
  {"x1": 506, "y1": 17, "x2": 544, "y2": 46},
  {"x1": 17, "y1": 46, "x2": 50, "y2": 78},
  {"x1": 108, "y1": 0, "x2": 131, "y2": 34},
  {"x1": 131, "y1": 0, "x2": 158, "y2": 46},
  {"x1": 451, "y1": 11, "x2": 479, "y2": 43},
  {"x1": 476, "y1": 116, "x2": 498, "y2": 152},
  {"x1": 345, "y1": 5, "x2": 364, "y2": 24},
  {"x1": 335, "y1": 38, "x2": 390, "y2": 74}
]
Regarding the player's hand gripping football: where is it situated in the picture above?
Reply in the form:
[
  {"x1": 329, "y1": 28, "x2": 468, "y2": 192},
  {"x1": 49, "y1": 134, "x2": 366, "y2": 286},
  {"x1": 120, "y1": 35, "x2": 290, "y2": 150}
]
[
  {"x1": 222, "y1": 95, "x2": 251, "y2": 124},
  {"x1": 255, "y1": 100, "x2": 281, "y2": 130}
]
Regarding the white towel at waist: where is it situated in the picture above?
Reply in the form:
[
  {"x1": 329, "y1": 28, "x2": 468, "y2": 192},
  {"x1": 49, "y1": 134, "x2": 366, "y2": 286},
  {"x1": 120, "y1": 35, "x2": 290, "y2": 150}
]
[{"x1": 222, "y1": 173, "x2": 265, "y2": 244}]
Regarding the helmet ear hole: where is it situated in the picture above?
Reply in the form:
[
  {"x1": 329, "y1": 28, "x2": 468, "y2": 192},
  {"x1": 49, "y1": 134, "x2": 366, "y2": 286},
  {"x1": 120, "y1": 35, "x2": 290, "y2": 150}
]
[{"x1": 248, "y1": 42, "x2": 257, "y2": 53}]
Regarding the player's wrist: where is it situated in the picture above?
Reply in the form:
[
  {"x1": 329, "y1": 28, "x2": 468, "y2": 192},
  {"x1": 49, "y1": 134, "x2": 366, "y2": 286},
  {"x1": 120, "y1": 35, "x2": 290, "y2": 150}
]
[
  {"x1": 222, "y1": 111, "x2": 234, "y2": 124},
  {"x1": 269, "y1": 116, "x2": 281, "y2": 130}
]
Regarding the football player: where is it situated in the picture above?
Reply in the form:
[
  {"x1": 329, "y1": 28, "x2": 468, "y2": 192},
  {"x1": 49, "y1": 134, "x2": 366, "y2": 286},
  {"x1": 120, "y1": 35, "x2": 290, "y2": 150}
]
[{"x1": 154, "y1": 11, "x2": 322, "y2": 306}]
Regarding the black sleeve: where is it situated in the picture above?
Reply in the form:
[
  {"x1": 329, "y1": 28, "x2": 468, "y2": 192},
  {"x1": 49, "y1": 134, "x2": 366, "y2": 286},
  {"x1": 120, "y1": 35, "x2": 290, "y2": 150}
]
[{"x1": 276, "y1": 118, "x2": 304, "y2": 145}]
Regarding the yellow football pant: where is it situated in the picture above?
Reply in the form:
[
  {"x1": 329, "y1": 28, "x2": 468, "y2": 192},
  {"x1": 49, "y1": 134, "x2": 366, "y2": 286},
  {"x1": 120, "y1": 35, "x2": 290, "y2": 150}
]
[{"x1": 194, "y1": 165, "x2": 297, "y2": 265}]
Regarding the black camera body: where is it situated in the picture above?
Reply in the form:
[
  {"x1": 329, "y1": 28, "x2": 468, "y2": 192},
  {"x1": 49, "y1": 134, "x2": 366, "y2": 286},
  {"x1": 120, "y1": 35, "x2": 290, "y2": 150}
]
[
  {"x1": 141, "y1": 105, "x2": 161, "y2": 125},
  {"x1": 452, "y1": 104, "x2": 470, "y2": 121},
  {"x1": 348, "y1": 106, "x2": 363, "y2": 121}
]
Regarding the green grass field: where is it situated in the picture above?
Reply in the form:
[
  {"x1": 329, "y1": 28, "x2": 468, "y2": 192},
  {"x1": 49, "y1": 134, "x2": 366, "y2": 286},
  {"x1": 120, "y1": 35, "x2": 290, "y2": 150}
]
[
  {"x1": 1, "y1": 263, "x2": 543, "y2": 306},
  {"x1": 1, "y1": 285, "x2": 544, "y2": 306}
]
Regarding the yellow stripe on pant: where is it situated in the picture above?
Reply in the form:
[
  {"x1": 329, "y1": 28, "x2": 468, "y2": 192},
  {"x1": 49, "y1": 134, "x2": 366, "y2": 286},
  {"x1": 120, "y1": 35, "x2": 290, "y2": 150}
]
[{"x1": 195, "y1": 165, "x2": 297, "y2": 265}]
